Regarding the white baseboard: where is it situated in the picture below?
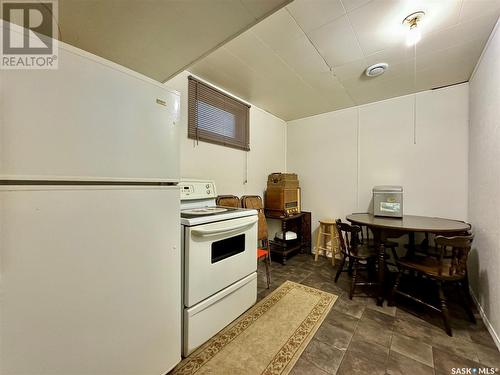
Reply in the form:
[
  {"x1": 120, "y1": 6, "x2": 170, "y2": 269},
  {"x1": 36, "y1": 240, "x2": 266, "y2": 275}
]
[{"x1": 469, "y1": 287, "x2": 500, "y2": 350}]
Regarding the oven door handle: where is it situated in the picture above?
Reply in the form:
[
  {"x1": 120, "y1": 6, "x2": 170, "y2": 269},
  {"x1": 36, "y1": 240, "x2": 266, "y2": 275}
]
[{"x1": 191, "y1": 216, "x2": 258, "y2": 237}]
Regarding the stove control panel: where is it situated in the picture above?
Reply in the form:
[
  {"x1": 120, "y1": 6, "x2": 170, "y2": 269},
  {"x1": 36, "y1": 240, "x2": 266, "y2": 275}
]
[{"x1": 180, "y1": 180, "x2": 217, "y2": 200}]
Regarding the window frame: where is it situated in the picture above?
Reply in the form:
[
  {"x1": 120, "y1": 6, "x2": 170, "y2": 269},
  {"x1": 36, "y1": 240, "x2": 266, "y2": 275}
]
[{"x1": 188, "y1": 76, "x2": 250, "y2": 151}]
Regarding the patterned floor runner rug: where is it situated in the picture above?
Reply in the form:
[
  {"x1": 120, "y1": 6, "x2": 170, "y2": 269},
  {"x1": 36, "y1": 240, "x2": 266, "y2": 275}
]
[{"x1": 172, "y1": 280, "x2": 338, "y2": 375}]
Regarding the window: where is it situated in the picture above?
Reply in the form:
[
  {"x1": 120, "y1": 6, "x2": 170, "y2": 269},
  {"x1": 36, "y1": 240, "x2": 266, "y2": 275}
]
[{"x1": 188, "y1": 76, "x2": 250, "y2": 151}]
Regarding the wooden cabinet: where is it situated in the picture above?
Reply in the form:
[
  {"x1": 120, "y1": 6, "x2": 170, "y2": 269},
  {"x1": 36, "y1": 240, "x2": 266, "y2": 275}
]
[{"x1": 266, "y1": 211, "x2": 311, "y2": 264}]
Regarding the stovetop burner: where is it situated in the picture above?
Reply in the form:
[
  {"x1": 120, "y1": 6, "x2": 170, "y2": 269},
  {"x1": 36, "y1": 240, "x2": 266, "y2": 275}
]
[{"x1": 181, "y1": 206, "x2": 239, "y2": 218}]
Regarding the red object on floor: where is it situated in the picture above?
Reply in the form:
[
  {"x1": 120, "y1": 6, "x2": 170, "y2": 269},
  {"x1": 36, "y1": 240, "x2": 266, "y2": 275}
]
[{"x1": 257, "y1": 248, "x2": 268, "y2": 259}]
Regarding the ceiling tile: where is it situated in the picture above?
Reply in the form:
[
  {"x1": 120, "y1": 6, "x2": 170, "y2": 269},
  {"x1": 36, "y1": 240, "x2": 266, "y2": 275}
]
[
  {"x1": 187, "y1": 0, "x2": 498, "y2": 120},
  {"x1": 302, "y1": 72, "x2": 355, "y2": 108},
  {"x1": 413, "y1": 0, "x2": 464, "y2": 33},
  {"x1": 308, "y1": 15, "x2": 364, "y2": 66},
  {"x1": 418, "y1": 13, "x2": 498, "y2": 56},
  {"x1": 460, "y1": 0, "x2": 500, "y2": 22},
  {"x1": 344, "y1": 71, "x2": 415, "y2": 105},
  {"x1": 342, "y1": 58, "x2": 414, "y2": 89},
  {"x1": 57, "y1": 0, "x2": 291, "y2": 82},
  {"x1": 333, "y1": 59, "x2": 368, "y2": 82},
  {"x1": 365, "y1": 45, "x2": 414, "y2": 67},
  {"x1": 415, "y1": 64, "x2": 471, "y2": 92},
  {"x1": 415, "y1": 58, "x2": 474, "y2": 92},
  {"x1": 257, "y1": 81, "x2": 336, "y2": 120},
  {"x1": 240, "y1": 0, "x2": 295, "y2": 19},
  {"x1": 414, "y1": 38, "x2": 485, "y2": 90},
  {"x1": 416, "y1": 38, "x2": 485, "y2": 75},
  {"x1": 251, "y1": 8, "x2": 304, "y2": 51},
  {"x1": 275, "y1": 36, "x2": 330, "y2": 74},
  {"x1": 225, "y1": 30, "x2": 296, "y2": 84},
  {"x1": 286, "y1": 0, "x2": 345, "y2": 32},
  {"x1": 347, "y1": 0, "x2": 408, "y2": 55},
  {"x1": 348, "y1": 0, "x2": 462, "y2": 56},
  {"x1": 341, "y1": 0, "x2": 372, "y2": 13},
  {"x1": 190, "y1": 49, "x2": 261, "y2": 100}
]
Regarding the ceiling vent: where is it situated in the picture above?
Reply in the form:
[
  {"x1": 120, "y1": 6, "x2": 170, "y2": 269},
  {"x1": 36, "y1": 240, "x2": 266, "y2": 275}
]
[{"x1": 365, "y1": 63, "x2": 388, "y2": 77}]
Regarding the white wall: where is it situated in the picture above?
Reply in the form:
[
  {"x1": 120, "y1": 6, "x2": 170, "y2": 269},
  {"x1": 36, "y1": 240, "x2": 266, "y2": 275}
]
[
  {"x1": 166, "y1": 71, "x2": 286, "y2": 197},
  {"x1": 287, "y1": 84, "x2": 469, "y2": 234},
  {"x1": 468, "y1": 19, "x2": 500, "y2": 348}
]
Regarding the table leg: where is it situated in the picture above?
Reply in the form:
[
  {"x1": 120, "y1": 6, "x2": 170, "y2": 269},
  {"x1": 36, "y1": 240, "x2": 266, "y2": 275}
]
[
  {"x1": 408, "y1": 231, "x2": 416, "y2": 258},
  {"x1": 372, "y1": 228, "x2": 385, "y2": 306},
  {"x1": 377, "y1": 242, "x2": 385, "y2": 306}
]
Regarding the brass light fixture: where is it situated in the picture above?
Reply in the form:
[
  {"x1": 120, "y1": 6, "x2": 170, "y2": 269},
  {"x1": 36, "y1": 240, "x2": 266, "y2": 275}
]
[{"x1": 402, "y1": 11, "x2": 425, "y2": 47}]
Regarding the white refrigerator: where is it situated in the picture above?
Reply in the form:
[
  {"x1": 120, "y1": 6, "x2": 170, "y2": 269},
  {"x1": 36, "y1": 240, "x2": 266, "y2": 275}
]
[{"x1": 0, "y1": 41, "x2": 182, "y2": 374}]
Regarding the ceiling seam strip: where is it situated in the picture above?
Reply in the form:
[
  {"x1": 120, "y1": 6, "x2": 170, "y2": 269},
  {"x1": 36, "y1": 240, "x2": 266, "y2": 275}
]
[
  {"x1": 339, "y1": 0, "x2": 367, "y2": 57},
  {"x1": 249, "y1": 30, "x2": 333, "y2": 110},
  {"x1": 284, "y1": 7, "x2": 357, "y2": 106},
  {"x1": 284, "y1": 8, "x2": 331, "y2": 71},
  {"x1": 457, "y1": 0, "x2": 465, "y2": 23}
]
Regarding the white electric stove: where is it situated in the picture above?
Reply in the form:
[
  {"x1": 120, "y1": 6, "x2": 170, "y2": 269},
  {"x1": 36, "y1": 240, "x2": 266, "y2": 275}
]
[{"x1": 180, "y1": 180, "x2": 258, "y2": 356}]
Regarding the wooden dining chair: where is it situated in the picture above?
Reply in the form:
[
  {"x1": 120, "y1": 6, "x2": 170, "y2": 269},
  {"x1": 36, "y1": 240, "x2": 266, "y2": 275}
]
[
  {"x1": 334, "y1": 219, "x2": 379, "y2": 299},
  {"x1": 241, "y1": 195, "x2": 271, "y2": 288},
  {"x1": 216, "y1": 195, "x2": 241, "y2": 208},
  {"x1": 390, "y1": 234, "x2": 476, "y2": 336},
  {"x1": 351, "y1": 212, "x2": 399, "y2": 266},
  {"x1": 416, "y1": 221, "x2": 472, "y2": 258}
]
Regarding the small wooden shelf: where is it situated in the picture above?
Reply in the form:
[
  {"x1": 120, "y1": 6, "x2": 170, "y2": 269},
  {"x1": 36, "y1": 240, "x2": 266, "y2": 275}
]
[{"x1": 265, "y1": 211, "x2": 311, "y2": 264}]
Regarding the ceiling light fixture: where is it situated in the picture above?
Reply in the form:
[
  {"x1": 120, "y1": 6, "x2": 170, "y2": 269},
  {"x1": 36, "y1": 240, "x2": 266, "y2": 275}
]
[
  {"x1": 365, "y1": 63, "x2": 388, "y2": 77},
  {"x1": 402, "y1": 11, "x2": 425, "y2": 47}
]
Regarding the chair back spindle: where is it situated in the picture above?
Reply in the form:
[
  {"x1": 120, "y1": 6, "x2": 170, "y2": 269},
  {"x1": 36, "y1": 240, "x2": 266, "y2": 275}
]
[
  {"x1": 434, "y1": 235, "x2": 474, "y2": 277},
  {"x1": 216, "y1": 195, "x2": 240, "y2": 208},
  {"x1": 241, "y1": 195, "x2": 268, "y2": 243},
  {"x1": 335, "y1": 219, "x2": 361, "y2": 257}
]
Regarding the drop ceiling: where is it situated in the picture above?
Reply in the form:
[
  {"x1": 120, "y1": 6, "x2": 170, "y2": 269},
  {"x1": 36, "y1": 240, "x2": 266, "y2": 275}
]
[
  {"x1": 57, "y1": 0, "x2": 291, "y2": 82},
  {"x1": 189, "y1": 0, "x2": 500, "y2": 121}
]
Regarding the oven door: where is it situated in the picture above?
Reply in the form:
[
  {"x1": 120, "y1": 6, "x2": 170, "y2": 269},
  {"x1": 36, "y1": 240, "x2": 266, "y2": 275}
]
[{"x1": 184, "y1": 215, "x2": 258, "y2": 307}]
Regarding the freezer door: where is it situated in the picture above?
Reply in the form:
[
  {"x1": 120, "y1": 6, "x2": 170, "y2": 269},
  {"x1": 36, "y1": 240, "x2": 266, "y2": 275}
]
[
  {"x1": 0, "y1": 185, "x2": 181, "y2": 375},
  {"x1": 0, "y1": 44, "x2": 179, "y2": 181}
]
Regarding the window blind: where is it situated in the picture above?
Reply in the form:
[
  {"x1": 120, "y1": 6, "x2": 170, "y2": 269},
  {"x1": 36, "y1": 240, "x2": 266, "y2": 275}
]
[{"x1": 188, "y1": 76, "x2": 250, "y2": 151}]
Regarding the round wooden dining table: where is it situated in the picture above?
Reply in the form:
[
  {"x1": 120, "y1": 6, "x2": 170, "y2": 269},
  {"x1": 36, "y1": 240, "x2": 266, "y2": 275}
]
[{"x1": 345, "y1": 213, "x2": 470, "y2": 305}]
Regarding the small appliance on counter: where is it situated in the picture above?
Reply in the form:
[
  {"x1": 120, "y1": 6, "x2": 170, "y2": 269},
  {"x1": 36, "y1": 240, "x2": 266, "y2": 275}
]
[
  {"x1": 275, "y1": 231, "x2": 298, "y2": 241},
  {"x1": 373, "y1": 185, "x2": 403, "y2": 218},
  {"x1": 265, "y1": 173, "x2": 301, "y2": 218}
]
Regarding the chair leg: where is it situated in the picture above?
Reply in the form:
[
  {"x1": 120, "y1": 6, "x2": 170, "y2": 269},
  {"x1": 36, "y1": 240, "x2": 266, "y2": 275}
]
[
  {"x1": 438, "y1": 281, "x2": 452, "y2": 336},
  {"x1": 264, "y1": 256, "x2": 271, "y2": 289},
  {"x1": 463, "y1": 271, "x2": 475, "y2": 318},
  {"x1": 390, "y1": 246, "x2": 399, "y2": 264},
  {"x1": 348, "y1": 257, "x2": 354, "y2": 276},
  {"x1": 349, "y1": 260, "x2": 358, "y2": 300},
  {"x1": 458, "y1": 281, "x2": 476, "y2": 324},
  {"x1": 334, "y1": 254, "x2": 346, "y2": 283},
  {"x1": 314, "y1": 224, "x2": 322, "y2": 261},
  {"x1": 330, "y1": 225, "x2": 336, "y2": 266},
  {"x1": 389, "y1": 270, "x2": 402, "y2": 306}
]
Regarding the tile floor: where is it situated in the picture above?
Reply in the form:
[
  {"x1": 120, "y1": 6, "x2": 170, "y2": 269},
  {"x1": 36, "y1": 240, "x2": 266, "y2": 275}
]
[{"x1": 257, "y1": 253, "x2": 500, "y2": 375}]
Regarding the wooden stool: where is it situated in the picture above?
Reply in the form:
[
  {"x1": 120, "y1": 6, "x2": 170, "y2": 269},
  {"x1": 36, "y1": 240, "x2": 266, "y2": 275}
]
[{"x1": 314, "y1": 219, "x2": 340, "y2": 264}]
